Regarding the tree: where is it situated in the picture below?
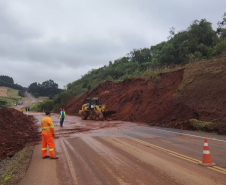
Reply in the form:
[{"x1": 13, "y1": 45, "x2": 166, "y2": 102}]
[
  {"x1": 167, "y1": 27, "x2": 176, "y2": 40},
  {"x1": 87, "y1": 82, "x2": 91, "y2": 91},
  {"x1": 0, "y1": 75, "x2": 14, "y2": 84},
  {"x1": 18, "y1": 90, "x2": 24, "y2": 97},
  {"x1": 217, "y1": 12, "x2": 226, "y2": 39},
  {"x1": 28, "y1": 82, "x2": 39, "y2": 94},
  {"x1": 28, "y1": 80, "x2": 61, "y2": 98},
  {"x1": 33, "y1": 92, "x2": 39, "y2": 98},
  {"x1": 188, "y1": 19, "x2": 216, "y2": 47}
]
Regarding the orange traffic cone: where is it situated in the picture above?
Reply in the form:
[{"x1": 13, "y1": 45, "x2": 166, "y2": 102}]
[{"x1": 198, "y1": 138, "x2": 216, "y2": 166}]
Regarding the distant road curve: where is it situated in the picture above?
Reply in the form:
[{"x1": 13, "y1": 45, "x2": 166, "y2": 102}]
[{"x1": 13, "y1": 92, "x2": 39, "y2": 111}]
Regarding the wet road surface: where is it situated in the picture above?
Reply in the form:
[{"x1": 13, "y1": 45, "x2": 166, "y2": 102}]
[{"x1": 21, "y1": 113, "x2": 226, "y2": 185}]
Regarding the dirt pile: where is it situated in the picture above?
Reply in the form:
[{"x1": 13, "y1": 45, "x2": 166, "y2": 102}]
[
  {"x1": 0, "y1": 108, "x2": 40, "y2": 159},
  {"x1": 56, "y1": 69, "x2": 198, "y2": 124},
  {"x1": 55, "y1": 58, "x2": 226, "y2": 133}
]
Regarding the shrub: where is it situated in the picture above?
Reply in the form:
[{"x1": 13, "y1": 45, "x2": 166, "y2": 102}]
[
  {"x1": 33, "y1": 92, "x2": 39, "y2": 98},
  {"x1": 189, "y1": 119, "x2": 211, "y2": 131},
  {"x1": 188, "y1": 51, "x2": 202, "y2": 63},
  {"x1": 0, "y1": 100, "x2": 7, "y2": 109},
  {"x1": 208, "y1": 37, "x2": 226, "y2": 57}
]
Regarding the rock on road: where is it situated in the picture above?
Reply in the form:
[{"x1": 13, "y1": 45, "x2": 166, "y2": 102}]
[{"x1": 19, "y1": 113, "x2": 226, "y2": 185}]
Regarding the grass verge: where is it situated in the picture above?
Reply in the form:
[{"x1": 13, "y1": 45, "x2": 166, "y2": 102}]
[
  {"x1": 37, "y1": 96, "x2": 49, "y2": 102},
  {"x1": 0, "y1": 145, "x2": 34, "y2": 185},
  {"x1": 7, "y1": 88, "x2": 19, "y2": 98},
  {"x1": 0, "y1": 96, "x2": 26, "y2": 108}
]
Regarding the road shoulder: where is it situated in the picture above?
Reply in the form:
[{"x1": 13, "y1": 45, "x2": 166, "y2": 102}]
[{"x1": 18, "y1": 144, "x2": 60, "y2": 185}]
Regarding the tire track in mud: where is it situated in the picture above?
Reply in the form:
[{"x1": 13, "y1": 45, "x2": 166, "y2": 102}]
[
  {"x1": 63, "y1": 138, "x2": 102, "y2": 185},
  {"x1": 60, "y1": 139, "x2": 78, "y2": 185},
  {"x1": 62, "y1": 136, "x2": 182, "y2": 185}
]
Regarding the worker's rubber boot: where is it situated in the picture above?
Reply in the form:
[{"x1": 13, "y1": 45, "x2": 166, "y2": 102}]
[
  {"x1": 42, "y1": 156, "x2": 50, "y2": 159},
  {"x1": 50, "y1": 156, "x2": 58, "y2": 159}
]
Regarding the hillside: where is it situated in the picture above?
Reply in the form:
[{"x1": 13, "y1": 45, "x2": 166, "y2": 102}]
[
  {"x1": 32, "y1": 15, "x2": 226, "y2": 114},
  {"x1": 55, "y1": 57, "x2": 226, "y2": 134},
  {"x1": 176, "y1": 58, "x2": 226, "y2": 122},
  {"x1": 0, "y1": 87, "x2": 25, "y2": 108},
  {"x1": 0, "y1": 75, "x2": 25, "y2": 95},
  {"x1": 66, "y1": 17, "x2": 226, "y2": 95}
]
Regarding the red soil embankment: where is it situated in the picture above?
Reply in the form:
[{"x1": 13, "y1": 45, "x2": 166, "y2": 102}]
[
  {"x1": 176, "y1": 58, "x2": 226, "y2": 122},
  {"x1": 55, "y1": 58, "x2": 226, "y2": 133},
  {"x1": 0, "y1": 108, "x2": 40, "y2": 159},
  {"x1": 56, "y1": 69, "x2": 198, "y2": 126}
]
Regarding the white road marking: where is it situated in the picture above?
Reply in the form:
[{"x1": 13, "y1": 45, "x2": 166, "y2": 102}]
[{"x1": 146, "y1": 127, "x2": 226, "y2": 143}]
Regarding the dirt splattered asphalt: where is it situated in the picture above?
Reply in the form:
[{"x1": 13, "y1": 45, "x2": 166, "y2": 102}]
[{"x1": 18, "y1": 113, "x2": 226, "y2": 185}]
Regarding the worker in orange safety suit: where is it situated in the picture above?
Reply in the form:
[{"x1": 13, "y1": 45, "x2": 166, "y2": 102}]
[{"x1": 41, "y1": 111, "x2": 58, "y2": 159}]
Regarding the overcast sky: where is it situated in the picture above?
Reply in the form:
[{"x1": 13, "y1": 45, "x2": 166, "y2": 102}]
[{"x1": 0, "y1": 0, "x2": 225, "y2": 88}]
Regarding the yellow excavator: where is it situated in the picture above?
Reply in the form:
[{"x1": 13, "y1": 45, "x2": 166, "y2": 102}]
[{"x1": 79, "y1": 98, "x2": 116, "y2": 121}]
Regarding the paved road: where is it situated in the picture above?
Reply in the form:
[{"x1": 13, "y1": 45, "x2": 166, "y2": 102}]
[
  {"x1": 13, "y1": 92, "x2": 38, "y2": 111},
  {"x1": 20, "y1": 113, "x2": 226, "y2": 185}
]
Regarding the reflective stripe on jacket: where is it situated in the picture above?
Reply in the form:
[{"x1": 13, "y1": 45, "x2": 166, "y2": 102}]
[
  {"x1": 60, "y1": 111, "x2": 66, "y2": 119},
  {"x1": 41, "y1": 116, "x2": 55, "y2": 135}
]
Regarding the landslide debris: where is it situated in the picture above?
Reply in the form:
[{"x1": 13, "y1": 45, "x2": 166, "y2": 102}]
[
  {"x1": 0, "y1": 108, "x2": 40, "y2": 160},
  {"x1": 56, "y1": 58, "x2": 226, "y2": 134},
  {"x1": 56, "y1": 69, "x2": 197, "y2": 124}
]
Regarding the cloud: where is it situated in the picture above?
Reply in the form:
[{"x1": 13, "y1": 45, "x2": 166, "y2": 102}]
[{"x1": 0, "y1": 0, "x2": 226, "y2": 88}]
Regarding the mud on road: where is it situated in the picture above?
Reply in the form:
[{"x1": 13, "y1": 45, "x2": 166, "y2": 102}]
[
  {"x1": 19, "y1": 113, "x2": 226, "y2": 185},
  {"x1": 55, "y1": 58, "x2": 226, "y2": 134},
  {"x1": 1, "y1": 110, "x2": 225, "y2": 185},
  {"x1": 34, "y1": 112, "x2": 133, "y2": 138}
]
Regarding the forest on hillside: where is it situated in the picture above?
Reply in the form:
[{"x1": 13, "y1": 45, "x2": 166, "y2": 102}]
[
  {"x1": 30, "y1": 13, "x2": 226, "y2": 112},
  {"x1": 67, "y1": 13, "x2": 226, "y2": 94},
  {"x1": 28, "y1": 79, "x2": 62, "y2": 99}
]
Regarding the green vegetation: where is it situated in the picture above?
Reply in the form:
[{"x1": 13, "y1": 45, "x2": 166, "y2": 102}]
[
  {"x1": 0, "y1": 75, "x2": 14, "y2": 84},
  {"x1": 29, "y1": 90, "x2": 73, "y2": 112},
  {"x1": 0, "y1": 96, "x2": 26, "y2": 108},
  {"x1": 34, "y1": 13, "x2": 226, "y2": 112},
  {"x1": 66, "y1": 15, "x2": 226, "y2": 94},
  {"x1": 7, "y1": 88, "x2": 20, "y2": 98},
  {"x1": 0, "y1": 146, "x2": 34, "y2": 185},
  {"x1": 0, "y1": 100, "x2": 7, "y2": 109},
  {"x1": 0, "y1": 75, "x2": 25, "y2": 96},
  {"x1": 0, "y1": 88, "x2": 26, "y2": 108},
  {"x1": 37, "y1": 96, "x2": 49, "y2": 102},
  {"x1": 189, "y1": 119, "x2": 212, "y2": 131},
  {"x1": 28, "y1": 79, "x2": 62, "y2": 99}
]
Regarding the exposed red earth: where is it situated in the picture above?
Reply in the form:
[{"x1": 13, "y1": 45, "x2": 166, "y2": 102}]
[
  {"x1": 0, "y1": 109, "x2": 125, "y2": 160},
  {"x1": 55, "y1": 58, "x2": 226, "y2": 133},
  {"x1": 1, "y1": 58, "x2": 226, "y2": 184},
  {"x1": 1, "y1": 58, "x2": 226, "y2": 161},
  {"x1": 55, "y1": 69, "x2": 198, "y2": 125},
  {"x1": 55, "y1": 69, "x2": 192, "y2": 123},
  {"x1": 0, "y1": 108, "x2": 40, "y2": 159}
]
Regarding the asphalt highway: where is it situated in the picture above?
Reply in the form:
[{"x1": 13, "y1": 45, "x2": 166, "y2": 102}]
[{"x1": 19, "y1": 113, "x2": 226, "y2": 185}]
